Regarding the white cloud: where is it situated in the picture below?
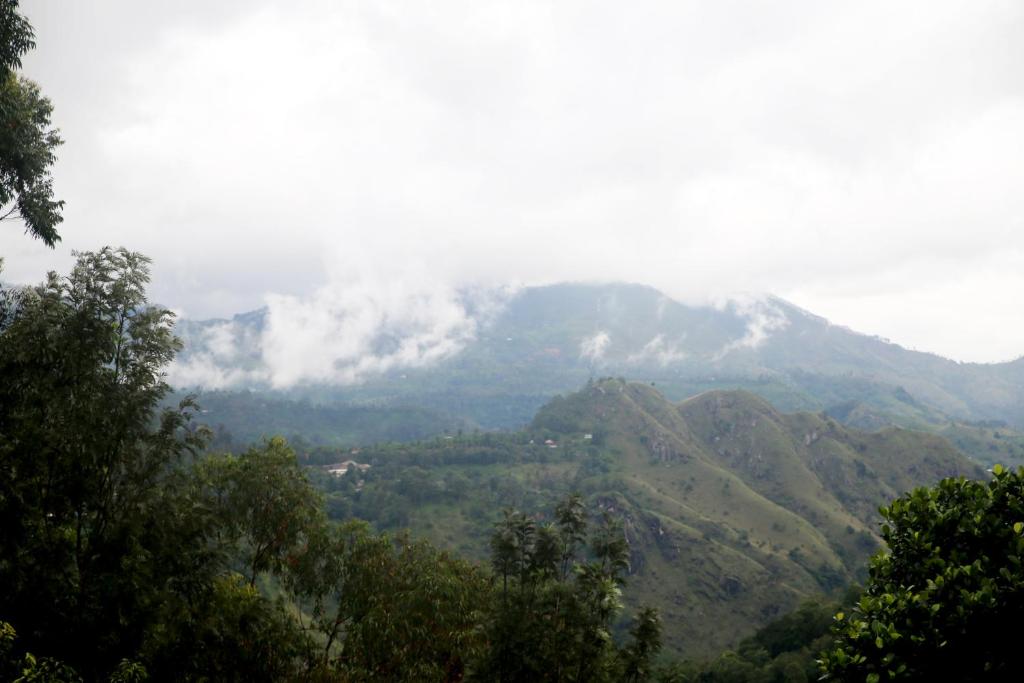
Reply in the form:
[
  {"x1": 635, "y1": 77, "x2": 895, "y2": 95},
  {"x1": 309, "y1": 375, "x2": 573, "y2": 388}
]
[
  {"x1": 627, "y1": 334, "x2": 688, "y2": 366},
  {"x1": 167, "y1": 320, "x2": 266, "y2": 389},
  {"x1": 580, "y1": 331, "x2": 611, "y2": 364},
  {"x1": 4, "y1": 0, "x2": 1024, "y2": 362},
  {"x1": 713, "y1": 297, "x2": 791, "y2": 360}
]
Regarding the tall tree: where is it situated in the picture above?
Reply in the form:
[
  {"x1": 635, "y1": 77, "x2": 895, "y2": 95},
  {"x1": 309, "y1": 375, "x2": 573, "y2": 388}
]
[
  {"x1": 481, "y1": 494, "x2": 662, "y2": 683},
  {"x1": 0, "y1": 248, "x2": 210, "y2": 678},
  {"x1": 198, "y1": 437, "x2": 325, "y2": 587},
  {"x1": 286, "y1": 522, "x2": 492, "y2": 681},
  {"x1": 0, "y1": 0, "x2": 64, "y2": 246}
]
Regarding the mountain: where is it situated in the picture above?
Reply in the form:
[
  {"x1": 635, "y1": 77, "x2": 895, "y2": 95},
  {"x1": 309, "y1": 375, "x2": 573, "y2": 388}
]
[
  {"x1": 172, "y1": 282, "x2": 1024, "y2": 441},
  {"x1": 307, "y1": 380, "x2": 985, "y2": 656}
]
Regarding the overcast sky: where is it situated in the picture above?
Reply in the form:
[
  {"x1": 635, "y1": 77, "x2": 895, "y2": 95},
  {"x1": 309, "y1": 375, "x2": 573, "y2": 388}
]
[{"x1": 3, "y1": 0, "x2": 1022, "y2": 363}]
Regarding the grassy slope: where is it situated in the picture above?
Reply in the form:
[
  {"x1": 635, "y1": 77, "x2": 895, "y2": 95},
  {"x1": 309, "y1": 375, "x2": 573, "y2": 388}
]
[{"x1": 312, "y1": 379, "x2": 984, "y2": 657}]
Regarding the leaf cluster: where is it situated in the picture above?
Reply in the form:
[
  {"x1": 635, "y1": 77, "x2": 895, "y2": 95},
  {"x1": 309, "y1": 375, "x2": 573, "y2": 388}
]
[
  {"x1": 0, "y1": 0, "x2": 63, "y2": 245},
  {"x1": 821, "y1": 465, "x2": 1024, "y2": 681},
  {"x1": 479, "y1": 494, "x2": 662, "y2": 682}
]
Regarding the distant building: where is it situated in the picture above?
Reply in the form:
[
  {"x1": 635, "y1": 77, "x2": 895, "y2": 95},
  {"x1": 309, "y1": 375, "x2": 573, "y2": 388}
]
[{"x1": 326, "y1": 460, "x2": 371, "y2": 477}]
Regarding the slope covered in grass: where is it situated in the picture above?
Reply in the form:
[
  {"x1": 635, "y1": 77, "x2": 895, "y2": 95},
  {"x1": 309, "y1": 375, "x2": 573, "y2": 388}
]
[{"x1": 307, "y1": 380, "x2": 983, "y2": 656}]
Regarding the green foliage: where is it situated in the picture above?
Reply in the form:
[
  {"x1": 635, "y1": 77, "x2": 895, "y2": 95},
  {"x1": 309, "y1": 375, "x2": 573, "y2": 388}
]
[
  {"x1": 1, "y1": 250, "x2": 501, "y2": 680},
  {"x1": 186, "y1": 389, "x2": 473, "y2": 451},
  {"x1": 821, "y1": 466, "x2": 1024, "y2": 680},
  {"x1": 0, "y1": 0, "x2": 63, "y2": 246},
  {"x1": 143, "y1": 574, "x2": 311, "y2": 683},
  {"x1": 0, "y1": 248, "x2": 212, "y2": 678},
  {"x1": 654, "y1": 596, "x2": 844, "y2": 683},
  {"x1": 287, "y1": 521, "x2": 491, "y2": 680},
  {"x1": 478, "y1": 494, "x2": 662, "y2": 682},
  {"x1": 199, "y1": 437, "x2": 325, "y2": 586},
  {"x1": 621, "y1": 607, "x2": 663, "y2": 683},
  {"x1": 316, "y1": 380, "x2": 980, "y2": 657}
]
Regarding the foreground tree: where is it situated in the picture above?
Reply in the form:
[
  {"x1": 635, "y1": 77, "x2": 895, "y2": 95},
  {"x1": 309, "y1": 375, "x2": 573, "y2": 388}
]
[
  {"x1": 0, "y1": 249, "x2": 311, "y2": 681},
  {"x1": 0, "y1": 0, "x2": 64, "y2": 245},
  {"x1": 479, "y1": 494, "x2": 662, "y2": 683},
  {"x1": 821, "y1": 466, "x2": 1024, "y2": 681},
  {"x1": 285, "y1": 521, "x2": 492, "y2": 681},
  {"x1": 0, "y1": 249, "x2": 203, "y2": 676},
  {"x1": 199, "y1": 437, "x2": 325, "y2": 586}
]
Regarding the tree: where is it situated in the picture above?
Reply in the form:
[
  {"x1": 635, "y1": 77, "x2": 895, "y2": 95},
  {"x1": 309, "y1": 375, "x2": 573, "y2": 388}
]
[
  {"x1": 0, "y1": 0, "x2": 64, "y2": 246},
  {"x1": 285, "y1": 521, "x2": 491, "y2": 680},
  {"x1": 620, "y1": 607, "x2": 663, "y2": 683},
  {"x1": 480, "y1": 494, "x2": 662, "y2": 683},
  {"x1": 198, "y1": 437, "x2": 325, "y2": 587},
  {"x1": 0, "y1": 249, "x2": 314, "y2": 681},
  {"x1": 0, "y1": 248, "x2": 209, "y2": 676},
  {"x1": 821, "y1": 466, "x2": 1024, "y2": 681}
]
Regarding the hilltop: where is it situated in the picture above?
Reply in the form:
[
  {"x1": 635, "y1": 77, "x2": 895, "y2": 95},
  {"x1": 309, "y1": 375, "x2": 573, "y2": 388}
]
[
  {"x1": 173, "y1": 283, "x2": 1024, "y2": 447},
  {"x1": 307, "y1": 379, "x2": 984, "y2": 656}
]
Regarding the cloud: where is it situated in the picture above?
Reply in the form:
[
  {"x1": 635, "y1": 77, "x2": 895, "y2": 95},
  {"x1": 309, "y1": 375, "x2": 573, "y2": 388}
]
[
  {"x1": 713, "y1": 296, "x2": 790, "y2": 360},
  {"x1": 167, "y1": 254, "x2": 496, "y2": 389},
  {"x1": 259, "y1": 279, "x2": 476, "y2": 389},
  {"x1": 5, "y1": 0, "x2": 1024, "y2": 362},
  {"x1": 167, "y1": 319, "x2": 266, "y2": 389},
  {"x1": 579, "y1": 331, "x2": 611, "y2": 364},
  {"x1": 627, "y1": 334, "x2": 688, "y2": 366}
]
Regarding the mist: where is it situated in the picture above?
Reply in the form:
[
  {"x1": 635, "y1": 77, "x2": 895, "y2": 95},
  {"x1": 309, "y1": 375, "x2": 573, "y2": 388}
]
[{"x1": 4, "y1": 0, "x2": 1023, "y2": 366}]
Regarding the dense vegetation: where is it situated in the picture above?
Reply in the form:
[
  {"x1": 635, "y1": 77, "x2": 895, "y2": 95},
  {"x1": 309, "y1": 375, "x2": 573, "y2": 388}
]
[
  {"x1": 3, "y1": 3, "x2": 1023, "y2": 679},
  {"x1": 181, "y1": 388, "x2": 474, "y2": 452},
  {"x1": 176, "y1": 282, "x2": 1024, "y2": 435},
  {"x1": 0, "y1": 250, "x2": 665, "y2": 681},
  {"x1": 822, "y1": 466, "x2": 1024, "y2": 680},
  {"x1": 4, "y1": 258, "x2": 1024, "y2": 681},
  {"x1": 301, "y1": 379, "x2": 982, "y2": 657}
]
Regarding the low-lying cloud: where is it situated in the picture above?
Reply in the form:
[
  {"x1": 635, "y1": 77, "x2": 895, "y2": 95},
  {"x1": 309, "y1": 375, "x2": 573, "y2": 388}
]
[
  {"x1": 169, "y1": 262, "x2": 490, "y2": 389},
  {"x1": 260, "y1": 278, "x2": 476, "y2": 388},
  {"x1": 627, "y1": 334, "x2": 688, "y2": 366},
  {"x1": 579, "y1": 331, "x2": 611, "y2": 365},
  {"x1": 712, "y1": 297, "x2": 791, "y2": 360},
  {"x1": 8, "y1": 0, "x2": 1024, "y2": 363}
]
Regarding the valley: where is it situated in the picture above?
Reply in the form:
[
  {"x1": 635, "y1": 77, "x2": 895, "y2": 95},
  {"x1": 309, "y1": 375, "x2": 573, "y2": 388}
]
[{"x1": 298, "y1": 379, "x2": 984, "y2": 656}]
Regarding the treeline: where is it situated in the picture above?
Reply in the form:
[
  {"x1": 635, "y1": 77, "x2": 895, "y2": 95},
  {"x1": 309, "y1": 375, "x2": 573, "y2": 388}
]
[
  {"x1": 5, "y1": 252, "x2": 1024, "y2": 681},
  {"x1": 0, "y1": 250, "x2": 660, "y2": 682},
  {"x1": 183, "y1": 390, "x2": 473, "y2": 452},
  {"x1": 306, "y1": 432, "x2": 616, "y2": 532}
]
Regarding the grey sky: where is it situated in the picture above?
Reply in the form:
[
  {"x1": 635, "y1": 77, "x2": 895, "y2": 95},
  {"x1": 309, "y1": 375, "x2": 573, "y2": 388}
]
[{"x1": 3, "y1": 0, "x2": 1023, "y2": 364}]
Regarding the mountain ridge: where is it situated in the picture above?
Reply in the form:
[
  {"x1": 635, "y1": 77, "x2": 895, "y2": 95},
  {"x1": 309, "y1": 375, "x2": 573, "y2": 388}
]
[
  {"x1": 318, "y1": 379, "x2": 985, "y2": 656},
  {"x1": 172, "y1": 282, "x2": 1024, "y2": 432}
]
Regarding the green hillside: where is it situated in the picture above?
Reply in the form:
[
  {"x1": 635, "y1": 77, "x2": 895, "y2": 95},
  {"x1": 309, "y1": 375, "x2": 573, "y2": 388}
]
[
  {"x1": 305, "y1": 379, "x2": 984, "y2": 657},
  {"x1": 174, "y1": 283, "x2": 1024, "y2": 435}
]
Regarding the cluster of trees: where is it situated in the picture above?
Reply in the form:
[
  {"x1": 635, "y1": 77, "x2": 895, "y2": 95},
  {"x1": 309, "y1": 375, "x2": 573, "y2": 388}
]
[
  {"x1": 0, "y1": 249, "x2": 663, "y2": 682},
  {"x1": 655, "y1": 598, "x2": 842, "y2": 682},
  {"x1": 4, "y1": 2, "x2": 1024, "y2": 679}
]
